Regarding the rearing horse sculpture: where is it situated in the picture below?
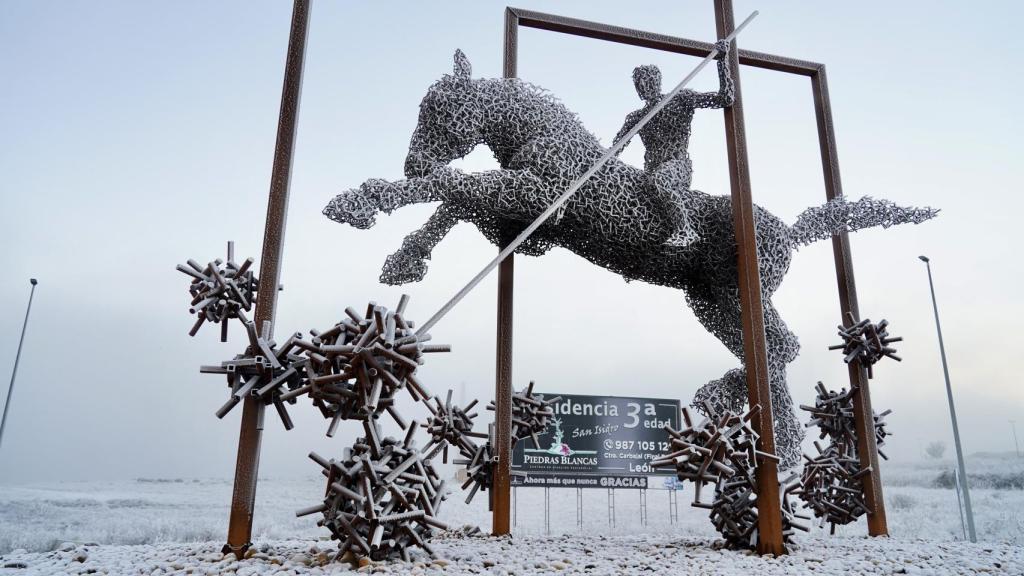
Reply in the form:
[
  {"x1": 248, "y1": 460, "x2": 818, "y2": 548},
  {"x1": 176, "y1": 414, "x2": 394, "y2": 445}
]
[{"x1": 324, "y1": 50, "x2": 936, "y2": 467}]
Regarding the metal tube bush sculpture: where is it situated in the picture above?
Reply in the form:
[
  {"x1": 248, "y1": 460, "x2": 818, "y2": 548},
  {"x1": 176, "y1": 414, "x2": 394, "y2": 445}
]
[
  {"x1": 178, "y1": 273, "x2": 467, "y2": 561},
  {"x1": 199, "y1": 319, "x2": 309, "y2": 429},
  {"x1": 293, "y1": 295, "x2": 448, "y2": 436},
  {"x1": 176, "y1": 241, "x2": 258, "y2": 342},
  {"x1": 829, "y1": 313, "x2": 902, "y2": 379},
  {"x1": 323, "y1": 49, "x2": 938, "y2": 468},
  {"x1": 797, "y1": 382, "x2": 891, "y2": 531},
  {"x1": 302, "y1": 428, "x2": 449, "y2": 562},
  {"x1": 424, "y1": 391, "x2": 489, "y2": 468},
  {"x1": 425, "y1": 382, "x2": 559, "y2": 508},
  {"x1": 489, "y1": 381, "x2": 559, "y2": 452},
  {"x1": 284, "y1": 297, "x2": 462, "y2": 561},
  {"x1": 653, "y1": 405, "x2": 808, "y2": 548}
]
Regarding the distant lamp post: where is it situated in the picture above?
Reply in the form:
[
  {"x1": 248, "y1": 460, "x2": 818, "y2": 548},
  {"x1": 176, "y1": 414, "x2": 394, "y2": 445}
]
[
  {"x1": 919, "y1": 256, "x2": 977, "y2": 542},
  {"x1": 0, "y1": 278, "x2": 39, "y2": 451}
]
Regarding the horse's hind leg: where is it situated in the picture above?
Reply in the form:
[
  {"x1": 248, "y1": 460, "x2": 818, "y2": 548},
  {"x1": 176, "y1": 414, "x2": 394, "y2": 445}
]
[
  {"x1": 685, "y1": 286, "x2": 804, "y2": 469},
  {"x1": 761, "y1": 299, "x2": 803, "y2": 469},
  {"x1": 380, "y1": 204, "x2": 458, "y2": 285},
  {"x1": 686, "y1": 287, "x2": 748, "y2": 415}
]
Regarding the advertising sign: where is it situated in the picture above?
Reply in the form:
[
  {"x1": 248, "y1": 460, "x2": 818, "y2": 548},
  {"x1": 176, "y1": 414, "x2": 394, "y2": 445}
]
[
  {"x1": 510, "y1": 474, "x2": 648, "y2": 489},
  {"x1": 511, "y1": 393, "x2": 680, "y2": 485}
]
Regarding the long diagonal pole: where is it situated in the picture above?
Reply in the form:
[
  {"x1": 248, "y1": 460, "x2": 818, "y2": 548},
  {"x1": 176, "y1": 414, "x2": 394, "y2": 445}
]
[
  {"x1": 0, "y1": 279, "x2": 38, "y2": 452},
  {"x1": 224, "y1": 0, "x2": 311, "y2": 558},
  {"x1": 415, "y1": 10, "x2": 758, "y2": 338}
]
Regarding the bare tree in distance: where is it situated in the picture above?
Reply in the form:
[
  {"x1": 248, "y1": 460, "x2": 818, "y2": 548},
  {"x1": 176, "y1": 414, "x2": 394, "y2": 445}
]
[{"x1": 925, "y1": 441, "x2": 947, "y2": 460}]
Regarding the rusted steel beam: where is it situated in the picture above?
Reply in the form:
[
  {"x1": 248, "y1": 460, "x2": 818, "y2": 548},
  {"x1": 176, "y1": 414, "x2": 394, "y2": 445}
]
[
  {"x1": 811, "y1": 67, "x2": 888, "y2": 537},
  {"x1": 225, "y1": 0, "x2": 312, "y2": 558},
  {"x1": 489, "y1": 9, "x2": 520, "y2": 538},
  {"x1": 713, "y1": 0, "x2": 785, "y2": 555},
  {"x1": 507, "y1": 7, "x2": 821, "y2": 76},
  {"x1": 492, "y1": 250, "x2": 514, "y2": 535}
]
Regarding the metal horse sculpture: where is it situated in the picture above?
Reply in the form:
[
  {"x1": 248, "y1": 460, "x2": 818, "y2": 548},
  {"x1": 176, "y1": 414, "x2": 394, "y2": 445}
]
[{"x1": 324, "y1": 51, "x2": 936, "y2": 467}]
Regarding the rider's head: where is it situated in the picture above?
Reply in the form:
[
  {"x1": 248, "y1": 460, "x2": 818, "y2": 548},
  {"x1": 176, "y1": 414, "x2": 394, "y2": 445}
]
[{"x1": 632, "y1": 65, "x2": 662, "y2": 104}]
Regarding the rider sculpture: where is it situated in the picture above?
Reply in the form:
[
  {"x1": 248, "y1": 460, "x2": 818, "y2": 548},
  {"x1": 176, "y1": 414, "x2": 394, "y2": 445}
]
[{"x1": 614, "y1": 39, "x2": 734, "y2": 247}]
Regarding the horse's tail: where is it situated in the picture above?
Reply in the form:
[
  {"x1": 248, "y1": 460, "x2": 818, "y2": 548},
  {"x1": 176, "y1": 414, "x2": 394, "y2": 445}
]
[{"x1": 788, "y1": 195, "x2": 938, "y2": 247}]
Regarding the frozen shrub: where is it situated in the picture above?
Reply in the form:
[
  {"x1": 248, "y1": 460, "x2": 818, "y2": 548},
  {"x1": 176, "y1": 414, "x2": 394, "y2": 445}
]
[
  {"x1": 925, "y1": 441, "x2": 946, "y2": 460},
  {"x1": 933, "y1": 470, "x2": 1024, "y2": 490},
  {"x1": 889, "y1": 493, "x2": 916, "y2": 510}
]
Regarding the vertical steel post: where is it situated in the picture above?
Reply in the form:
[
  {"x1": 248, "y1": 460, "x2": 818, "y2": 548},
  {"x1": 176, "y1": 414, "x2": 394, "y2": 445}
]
[
  {"x1": 224, "y1": 0, "x2": 311, "y2": 558},
  {"x1": 811, "y1": 68, "x2": 888, "y2": 536},
  {"x1": 1011, "y1": 420, "x2": 1020, "y2": 458},
  {"x1": 920, "y1": 256, "x2": 976, "y2": 542},
  {"x1": 492, "y1": 251, "x2": 514, "y2": 537},
  {"x1": 0, "y1": 279, "x2": 38, "y2": 452},
  {"x1": 491, "y1": 8, "x2": 519, "y2": 537},
  {"x1": 576, "y1": 487, "x2": 583, "y2": 530},
  {"x1": 713, "y1": 0, "x2": 785, "y2": 555}
]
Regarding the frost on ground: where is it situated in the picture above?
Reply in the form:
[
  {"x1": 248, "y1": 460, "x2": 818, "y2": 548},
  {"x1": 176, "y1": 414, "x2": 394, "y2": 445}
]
[
  {"x1": 0, "y1": 455, "x2": 1021, "y2": 574},
  {"x1": 0, "y1": 533, "x2": 1020, "y2": 576}
]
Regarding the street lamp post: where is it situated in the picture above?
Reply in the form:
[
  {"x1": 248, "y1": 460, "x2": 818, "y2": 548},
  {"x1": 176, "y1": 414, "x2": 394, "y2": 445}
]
[
  {"x1": 0, "y1": 278, "x2": 39, "y2": 451},
  {"x1": 1011, "y1": 420, "x2": 1020, "y2": 458},
  {"x1": 919, "y1": 256, "x2": 976, "y2": 542}
]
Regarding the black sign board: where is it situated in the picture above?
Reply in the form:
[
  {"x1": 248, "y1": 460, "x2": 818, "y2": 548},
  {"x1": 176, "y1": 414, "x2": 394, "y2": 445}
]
[
  {"x1": 511, "y1": 474, "x2": 648, "y2": 489},
  {"x1": 511, "y1": 393, "x2": 680, "y2": 484}
]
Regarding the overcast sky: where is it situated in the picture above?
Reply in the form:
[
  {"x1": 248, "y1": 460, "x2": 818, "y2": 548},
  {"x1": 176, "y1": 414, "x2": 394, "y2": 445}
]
[{"x1": 0, "y1": 0, "x2": 1021, "y2": 484}]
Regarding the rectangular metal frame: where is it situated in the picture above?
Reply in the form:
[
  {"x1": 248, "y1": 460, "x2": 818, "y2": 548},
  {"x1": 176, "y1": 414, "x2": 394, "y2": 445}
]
[{"x1": 494, "y1": 3, "x2": 888, "y2": 549}]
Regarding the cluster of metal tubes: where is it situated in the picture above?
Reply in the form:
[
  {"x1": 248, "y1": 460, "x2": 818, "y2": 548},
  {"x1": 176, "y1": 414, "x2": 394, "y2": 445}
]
[
  {"x1": 301, "y1": 424, "x2": 448, "y2": 562},
  {"x1": 653, "y1": 404, "x2": 808, "y2": 548},
  {"x1": 291, "y1": 295, "x2": 449, "y2": 435},
  {"x1": 796, "y1": 382, "x2": 891, "y2": 531},
  {"x1": 199, "y1": 318, "x2": 308, "y2": 430},
  {"x1": 490, "y1": 381, "x2": 559, "y2": 451},
  {"x1": 829, "y1": 313, "x2": 902, "y2": 379},
  {"x1": 709, "y1": 472, "x2": 806, "y2": 549},
  {"x1": 176, "y1": 241, "x2": 258, "y2": 342},
  {"x1": 180, "y1": 268, "x2": 558, "y2": 561},
  {"x1": 289, "y1": 294, "x2": 464, "y2": 562},
  {"x1": 424, "y1": 383, "x2": 559, "y2": 508}
]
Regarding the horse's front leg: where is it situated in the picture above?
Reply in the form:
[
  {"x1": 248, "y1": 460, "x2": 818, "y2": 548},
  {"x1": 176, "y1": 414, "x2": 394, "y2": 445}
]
[
  {"x1": 380, "y1": 203, "x2": 459, "y2": 285},
  {"x1": 323, "y1": 170, "x2": 453, "y2": 230}
]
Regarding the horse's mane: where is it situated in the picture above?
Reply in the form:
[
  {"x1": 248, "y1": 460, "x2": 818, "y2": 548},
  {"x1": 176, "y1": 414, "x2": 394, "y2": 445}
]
[{"x1": 434, "y1": 73, "x2": 600, "y2": 145}]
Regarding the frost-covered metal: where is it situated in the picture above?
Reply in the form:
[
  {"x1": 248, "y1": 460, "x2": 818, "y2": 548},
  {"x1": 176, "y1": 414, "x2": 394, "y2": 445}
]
[
  {"x1": 297, "y1": 296, "x2": 449, "y2": 436},
  {"x1": 797, "y1": 382, "x2": 891, "y2": 531},
  {"x1": 176, "y1": 241, "x2": 258, "y2": 341},
  {"x1": 829, "y1": 314, "x2": 902, "y2": 379},
  {"x1": 652, "y1": 404, "x2": 808, "y2": 548},
  {"x1": 323, "y1": 50, "x2": 936, "y2": 468},
  {"x1": 489, "y1": 380, "x2": 558, "y2": 451},
  {"x1": 302, "y1": 429, "x2": 448, "y2": 562},
  {"x1": 199, "y1": 318, "x2": 307, "y2": 429},
  {"x1": 178, "y1": 278, "x2": 555, "y2": 560},
  {"x1": 426, "y1": 382, "x2": 560, "y2": 507}
]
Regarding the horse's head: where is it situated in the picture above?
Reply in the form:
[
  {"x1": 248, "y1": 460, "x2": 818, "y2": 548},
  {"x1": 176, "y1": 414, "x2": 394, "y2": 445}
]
[{"x1": 404, "y1": 50, "x2": 487, "y2": 178}]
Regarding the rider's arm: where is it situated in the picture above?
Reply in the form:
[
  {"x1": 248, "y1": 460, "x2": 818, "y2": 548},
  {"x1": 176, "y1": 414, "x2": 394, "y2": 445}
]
[
  {"x1": 612, "y1": 110, "x2": 643, "y2": 156},
  {"x1": 694, "y1": 39, "x2": 735, "y2": 109}
]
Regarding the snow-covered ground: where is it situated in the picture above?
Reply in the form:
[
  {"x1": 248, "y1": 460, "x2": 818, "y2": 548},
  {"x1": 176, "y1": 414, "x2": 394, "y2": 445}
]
[
  {"x1": 1, "y1": 454, "x2": 1021, "y2": 574},
  {"x1": 1, "y1": 534, "x2": 1020, "y2": 576}
]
